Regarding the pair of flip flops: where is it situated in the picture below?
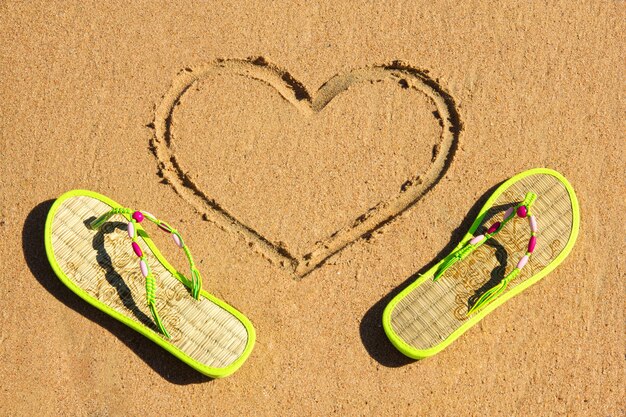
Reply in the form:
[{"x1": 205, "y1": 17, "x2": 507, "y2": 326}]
[{"x1": 44, "y1": 168, "x2": 579, "y2": 377}]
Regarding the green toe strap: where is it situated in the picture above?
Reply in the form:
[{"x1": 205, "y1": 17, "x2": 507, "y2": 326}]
[
  {"x1": 90, "y1": 207, "x2": 204, "y2": 338},
  {"x1": 466, "y1": 268, "x2": 521, "y2": 316},
  {"x1": 433, "y1": 192, "x2": 540, "y2": 316}
]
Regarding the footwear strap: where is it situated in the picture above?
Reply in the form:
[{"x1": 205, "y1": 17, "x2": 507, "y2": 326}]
[
  {"x1": 89, "y1": 207, "x2": 203, "y2": 338},
  {"x1": 432, "y1": 192, "x2": 539, "y2": 316}
]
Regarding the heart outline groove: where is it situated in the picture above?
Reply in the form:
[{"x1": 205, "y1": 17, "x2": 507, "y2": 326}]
[{"x1": 151, "y1": 57, "x2": 461, "y2": 278}]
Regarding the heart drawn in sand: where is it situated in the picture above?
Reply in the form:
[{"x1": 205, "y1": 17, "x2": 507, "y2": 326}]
[{"x1": 151, "y1": 57, "x2": 460, "y2": 277}]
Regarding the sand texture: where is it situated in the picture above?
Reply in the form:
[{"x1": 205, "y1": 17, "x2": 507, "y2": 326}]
[{"x1": 1, "y1": 1, "x2": 624, "y2": 416}]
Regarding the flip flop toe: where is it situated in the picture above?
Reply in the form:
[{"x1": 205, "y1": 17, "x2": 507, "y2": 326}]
[
  {"x1": 383, "y1": 168, "x2": 580, "y2": 359},
  {"x1": 45, "y1": 190, "x2": 255, "y2": 377}
]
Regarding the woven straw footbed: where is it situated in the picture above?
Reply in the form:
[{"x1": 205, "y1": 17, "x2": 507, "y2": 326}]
[
  {"x1": 50, "y1": 195, "x2": 248, "y2": 369},
  {"x1": 390, "y1": 173, "x2": 574, "y2": 351}
]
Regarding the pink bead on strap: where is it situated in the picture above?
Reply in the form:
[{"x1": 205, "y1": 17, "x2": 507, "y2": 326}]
[
  {"x1": 470, "y1": 234, "x2": 485, "y2": 245},
  {"x1": 172, "y1": 233, "x2": 183, "y2": 248},
  {"x1": 132, "y1": 211, "x2": 144, "y2": 223},
  {"x1": 487, "y1": 222, "x2": 501, "y2": 234},
  {"x1": 517, "y1": 255, "x2": 529, "y2": 269},
  {"x1": 139, "y1": 259, "x2": 149, "y2": 277},
  {"x1": 132, "y1": 242, "x2": 143, "y2": 257},
  {"x1": 141, "y1": 211, "x2": 156, "y2": 221}
]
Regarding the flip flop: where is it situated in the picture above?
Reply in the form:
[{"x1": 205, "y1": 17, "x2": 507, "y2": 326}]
[
  {"x1": 44, "y1": 190, "x2": 255, "y2": 378},
  {"x1": 382, "y1": 168, "x2": 580, "y2": 359}
]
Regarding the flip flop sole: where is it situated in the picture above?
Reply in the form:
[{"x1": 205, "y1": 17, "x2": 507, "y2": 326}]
[
  {"x1": 45, "y1": 190, "x2": 255, "y2": 378},
  {"x1": 383, "y1": 168, "x2": 580, "y2": 359}
]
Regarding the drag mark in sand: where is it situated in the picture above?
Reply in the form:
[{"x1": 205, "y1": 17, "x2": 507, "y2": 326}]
[{"x1": 151, "y1": 57, "x2": 461, "y2": 278}]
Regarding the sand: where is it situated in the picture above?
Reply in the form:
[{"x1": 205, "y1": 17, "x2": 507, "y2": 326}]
[{"x1": 1, "y1": 1, "x2": 624, "y2": 415}]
